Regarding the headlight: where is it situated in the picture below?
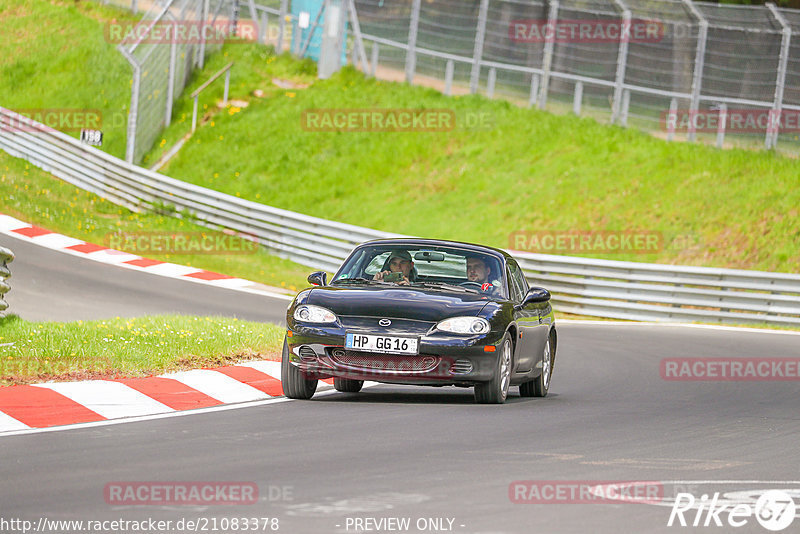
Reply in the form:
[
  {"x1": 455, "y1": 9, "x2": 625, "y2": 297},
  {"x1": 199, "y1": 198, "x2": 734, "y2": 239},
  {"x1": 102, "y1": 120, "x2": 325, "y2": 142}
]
[
  {"x1": 293, "y1": 305, "x2": 337, "y2": 324},
  {"x1": 436, "y1": 317, "x2": 490, "y2": 334}
]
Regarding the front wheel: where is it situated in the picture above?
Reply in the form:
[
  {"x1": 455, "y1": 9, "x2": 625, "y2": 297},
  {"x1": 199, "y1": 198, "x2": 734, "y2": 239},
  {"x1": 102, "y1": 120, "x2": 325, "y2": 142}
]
[
  {"x1": 474, "y1": 333, "x2": 512, "y2": 404},
  {"x1": 280, "y1": 338, "x2": 318, "y2": 399},
  {"x1": 520, "y1": 334, "x2": 552, "y2": 398},
  {"x1": 333, "y1": 377, "x2": 364, "y2": 393}
]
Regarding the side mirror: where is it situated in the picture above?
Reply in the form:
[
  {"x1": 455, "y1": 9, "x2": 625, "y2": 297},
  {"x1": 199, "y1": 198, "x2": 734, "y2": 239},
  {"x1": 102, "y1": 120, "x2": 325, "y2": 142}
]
[
  {"x1": 521, "y1": 287, "x2": 550, "y2": 307},
  {"x1": 307, "y1": 271, "x2": 327, "y2": 286}
]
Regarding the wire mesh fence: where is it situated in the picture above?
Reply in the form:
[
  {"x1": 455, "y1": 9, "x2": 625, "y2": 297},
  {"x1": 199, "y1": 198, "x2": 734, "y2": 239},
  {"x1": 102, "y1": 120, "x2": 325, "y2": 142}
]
[
  {"x1": 110, "y1": 0, "x2": 242, "y2": 163},
  {"x1": 105, "y1": 0, "x2": 800, "y2": 160},
  {"x1": 353, "y1": 0, "x2": 800, "y2": 153}
]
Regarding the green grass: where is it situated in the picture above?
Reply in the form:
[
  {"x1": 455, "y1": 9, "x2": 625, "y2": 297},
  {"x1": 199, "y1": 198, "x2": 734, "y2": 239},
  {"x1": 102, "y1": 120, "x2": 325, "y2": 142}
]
[
  {"x1": 0, "y1": 314, "x2": 285, "y2": 385},
  {"x1": 0, "y1": 152, "x2": 315, "y2": 291},
  {"x1": 0, "y1": 0, "x2": 140, "y2": 160},
  {"x1": 141, "y1": 47, "x2": 318, "y2": 168},
  {"x1": 143, "y1": 45, "x2": 800, "y2": 274}
]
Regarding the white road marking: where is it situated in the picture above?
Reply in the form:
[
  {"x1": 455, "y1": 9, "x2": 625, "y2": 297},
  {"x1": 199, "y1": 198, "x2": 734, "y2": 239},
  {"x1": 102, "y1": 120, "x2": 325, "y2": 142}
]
[
  {"x1": 0, "y1": 214, "x2": 27, "y2": 232},
  {"x1": 213, "y1": 285, "x2": 292, "y2": 301},
  {"x1": 32, "y1": 380, "x2": 173, "y2": 419},
  {"x1": 86, "y1": 249, "x2": 145, "y2": 264},
  {"x1": 162, "y1": 369, "x2": 269, "y2": 404},
  {"x1": 0, "y1": 411, "x2": 30, "y2": 432},
  {"x1": 29, "y1": 233, "x2": 84, "y2": 249},
  {"x1": 206, "y1": 278, "x2": 254, "y2": 289},
  {"x1": 560, "y1": 320, "x2": 800, "y2": 336},
  {"x1": 134, "y1": 263, "x2": 203, "y2": 276},
  {"x1": 660, "y1": 480, "x2": 800, "y2": 485}
]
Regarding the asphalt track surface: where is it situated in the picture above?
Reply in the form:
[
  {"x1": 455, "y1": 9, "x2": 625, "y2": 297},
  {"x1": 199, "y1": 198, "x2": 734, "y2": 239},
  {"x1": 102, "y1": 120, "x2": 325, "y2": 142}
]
[
  {"x1": 2, "y1": 234, "x2": 800, "y2": 534},
  {"x1": 0, "y1": 234, "x2": 288, "y2": 324}
]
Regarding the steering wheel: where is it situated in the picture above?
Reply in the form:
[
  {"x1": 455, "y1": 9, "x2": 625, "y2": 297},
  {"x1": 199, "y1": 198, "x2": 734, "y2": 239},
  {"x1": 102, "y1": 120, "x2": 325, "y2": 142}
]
[{"x1": 460, "y1": 281, "x2": 483, "y2": 290}]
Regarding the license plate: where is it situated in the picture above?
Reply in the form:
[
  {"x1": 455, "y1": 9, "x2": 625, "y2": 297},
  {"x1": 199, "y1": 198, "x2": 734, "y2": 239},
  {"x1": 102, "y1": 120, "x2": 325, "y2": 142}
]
[{"x1": 345, "y1": 333, "x2": 419, "y2": 355}]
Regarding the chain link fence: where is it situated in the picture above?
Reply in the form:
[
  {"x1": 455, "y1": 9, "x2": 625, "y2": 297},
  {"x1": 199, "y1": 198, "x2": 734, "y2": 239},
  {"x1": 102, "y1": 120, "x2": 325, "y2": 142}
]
[
  {"x1": 353, "y1": 0, "x2": 800, "y2": 153},
  {"x1": 107, "y1": 0, "x2": 800, "y2": 160},
  {"x1": 109, "y1": 0, "x2": 243, "y2": 163}
]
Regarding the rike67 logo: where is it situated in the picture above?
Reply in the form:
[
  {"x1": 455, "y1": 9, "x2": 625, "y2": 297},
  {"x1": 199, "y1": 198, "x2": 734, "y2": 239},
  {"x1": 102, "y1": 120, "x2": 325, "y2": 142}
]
[{"x1": 668, "y1": 490, "x2": 796, "y2": 531}]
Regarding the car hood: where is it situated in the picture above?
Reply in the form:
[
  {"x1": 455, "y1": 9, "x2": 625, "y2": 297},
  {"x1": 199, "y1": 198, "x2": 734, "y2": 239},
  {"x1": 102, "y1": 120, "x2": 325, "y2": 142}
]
[{"x1": 307, "y1": 286, "x2": 492, "y2": 322}]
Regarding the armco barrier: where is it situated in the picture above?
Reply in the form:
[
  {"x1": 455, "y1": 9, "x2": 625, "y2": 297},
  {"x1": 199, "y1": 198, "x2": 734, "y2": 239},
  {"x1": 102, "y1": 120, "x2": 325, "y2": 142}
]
[
  {"x1": 1, "y1": 106, "x2": 799, "y2": 326},
  {"x1": 0, "y1": 246, "x2": 13, "y2": 313}
]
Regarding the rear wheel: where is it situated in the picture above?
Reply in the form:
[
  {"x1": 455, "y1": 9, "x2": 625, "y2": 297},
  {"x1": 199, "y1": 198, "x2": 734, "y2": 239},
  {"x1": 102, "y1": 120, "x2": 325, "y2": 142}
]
[
  {"x1": 280, "y1": 338, "x2": 318, "y2": 399},
  {"x1": 333, "y1": 377, "x2": 364, "y2": 393},
  {"x1": 474, "y1": 333, "x2": 512, "y2": 404},
  {"x1": 520, "y1": 335, "x2": 552, "y2": 397}
]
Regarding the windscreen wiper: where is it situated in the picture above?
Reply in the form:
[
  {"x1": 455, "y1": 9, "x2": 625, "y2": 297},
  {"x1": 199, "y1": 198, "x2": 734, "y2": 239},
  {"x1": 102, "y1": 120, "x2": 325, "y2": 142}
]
[
  {"x1": 332, "y1": 277, "x2": 393, "y2": 286},
  {"x1": 411, "y1": 282, "x2": 479, "y2": 294}
]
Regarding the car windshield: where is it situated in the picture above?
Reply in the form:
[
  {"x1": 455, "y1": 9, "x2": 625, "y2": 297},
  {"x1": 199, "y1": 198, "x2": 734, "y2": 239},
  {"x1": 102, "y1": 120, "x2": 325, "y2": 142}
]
[{"x1": 331, "y1": 244, "x2": 507, "y2": 299}]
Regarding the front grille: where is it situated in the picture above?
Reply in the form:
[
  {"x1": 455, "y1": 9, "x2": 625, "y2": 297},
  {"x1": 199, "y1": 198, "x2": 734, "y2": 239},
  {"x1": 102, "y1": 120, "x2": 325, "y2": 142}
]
[
  {"x1": 332, "y1": 351, "x2": 439, "y2": 373},
  {"x1": 451, "y1": 359, "x2": 474, "y2": 374},
  {"x1": 298, "y1": 346, "x2": 317, "y2": 362}
]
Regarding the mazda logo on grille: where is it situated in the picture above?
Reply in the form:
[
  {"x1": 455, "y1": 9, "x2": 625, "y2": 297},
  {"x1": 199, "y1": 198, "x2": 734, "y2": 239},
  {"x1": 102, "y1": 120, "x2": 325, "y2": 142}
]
[{"x1": 379, "y1": 319, "x2": 391, "y2": 327}]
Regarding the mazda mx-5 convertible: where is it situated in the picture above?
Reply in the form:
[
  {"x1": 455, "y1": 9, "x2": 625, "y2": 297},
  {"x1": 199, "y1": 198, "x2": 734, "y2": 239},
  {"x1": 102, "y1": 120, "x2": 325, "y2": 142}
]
[{"x1": 281, "y1": 238, "x2": 557, "y2": 404}]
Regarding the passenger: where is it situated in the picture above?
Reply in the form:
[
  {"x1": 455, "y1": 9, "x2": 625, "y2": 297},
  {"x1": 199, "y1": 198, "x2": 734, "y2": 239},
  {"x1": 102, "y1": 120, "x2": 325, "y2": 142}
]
[{"x1": 374, "y1": 250, "x2": 414, "y2": 285}]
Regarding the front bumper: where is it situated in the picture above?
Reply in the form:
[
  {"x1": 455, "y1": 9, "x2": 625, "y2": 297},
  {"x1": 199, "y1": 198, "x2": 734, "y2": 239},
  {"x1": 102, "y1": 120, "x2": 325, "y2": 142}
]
[{"x1": 286, "y1": 323, "x2": 503, "y2": 385}]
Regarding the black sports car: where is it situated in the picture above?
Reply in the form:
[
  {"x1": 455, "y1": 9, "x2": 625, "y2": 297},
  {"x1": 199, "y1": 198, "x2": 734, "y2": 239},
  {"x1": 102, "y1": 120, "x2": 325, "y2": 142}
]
[{"x1": 281, "y1": 238, "x2": 557, "y2": 404}]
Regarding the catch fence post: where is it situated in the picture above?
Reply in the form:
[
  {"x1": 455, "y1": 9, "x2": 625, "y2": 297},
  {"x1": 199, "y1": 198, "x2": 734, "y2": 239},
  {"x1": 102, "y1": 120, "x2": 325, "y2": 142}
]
[
  {"x1": 469, "y1": 0, "x2": 490, "y2": 94},
  {"x1": 538, "y1": 0, "x2": 559, "y2": 109},
  {"x1": 405, "y1": 0, "x2": 422, "y2": 83}
]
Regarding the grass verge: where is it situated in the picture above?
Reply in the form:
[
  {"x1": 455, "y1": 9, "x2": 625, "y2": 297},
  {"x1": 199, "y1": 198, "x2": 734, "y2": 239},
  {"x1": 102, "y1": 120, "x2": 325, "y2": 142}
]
[{"x1": 0, "y1": 314, "x2": 284, "y2": 386}]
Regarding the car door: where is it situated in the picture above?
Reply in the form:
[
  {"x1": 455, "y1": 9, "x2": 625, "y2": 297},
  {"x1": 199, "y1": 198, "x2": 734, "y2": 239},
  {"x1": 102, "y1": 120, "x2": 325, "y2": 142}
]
[{"x1": 508, "y1": 259, "x2": 549, "y2": 374}]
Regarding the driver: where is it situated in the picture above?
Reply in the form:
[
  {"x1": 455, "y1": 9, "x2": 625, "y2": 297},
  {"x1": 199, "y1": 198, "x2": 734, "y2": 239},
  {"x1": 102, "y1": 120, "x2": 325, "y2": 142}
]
[
  {"x1": 466, "y1": 255, "x2": 498, "y2": 293},
  {"x1": 374, "y1": 250, "x2": 414, "y2": 285}
]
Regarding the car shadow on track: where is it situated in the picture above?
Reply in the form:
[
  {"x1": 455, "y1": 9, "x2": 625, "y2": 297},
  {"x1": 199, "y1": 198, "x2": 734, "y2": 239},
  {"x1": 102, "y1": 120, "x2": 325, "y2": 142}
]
[{"x1": 313, "y1": 387, "x2": 558, "y2": 405}]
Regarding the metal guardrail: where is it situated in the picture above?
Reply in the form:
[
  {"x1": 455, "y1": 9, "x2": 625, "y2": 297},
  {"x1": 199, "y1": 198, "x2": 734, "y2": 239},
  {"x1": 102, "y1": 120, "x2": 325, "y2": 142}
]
[
  {"x1": 515, "y1": 253, "x2": 800, "y2": 325},
  {"x1": 0, "y1": 246, "x2": 13, "y2": 313},
  {"x1": 1, "y1": 105, "x2": 799, "y2": 326}
]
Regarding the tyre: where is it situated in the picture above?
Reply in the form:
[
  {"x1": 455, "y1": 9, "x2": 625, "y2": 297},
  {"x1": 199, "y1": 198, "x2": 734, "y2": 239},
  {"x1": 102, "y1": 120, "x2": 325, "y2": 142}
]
[
  {"x1": 280, "y1": 338, "x2": 318, "y2": 399},
  {"x1": 520, "y1": 334, "x2": 552, "y2": 398},
  {"x1": 474, "y1": 333, "x2": 513, "y2": 404},
  {"x1": 334, "y1": 377, "x2": 364, "y2": 393}
]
